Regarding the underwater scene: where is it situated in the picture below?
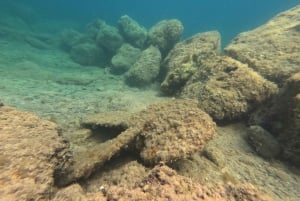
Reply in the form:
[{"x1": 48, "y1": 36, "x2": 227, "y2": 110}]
[{"x1": 0, "y1": 0, "x2": 300, "y2": 200}]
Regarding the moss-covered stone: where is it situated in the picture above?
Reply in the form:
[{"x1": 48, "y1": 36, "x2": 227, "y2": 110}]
[
  {"x1": 111, "y1": 43, "x2": 141, "y2": 74},
  {"x1": 125, "y1": 45, "x2": 161, "y2": 87},
  {"x1": 148, "y1": 19, "x2": 183, "y2": 56},
  {"x1": 118, "y1": 15, "x2": 147, "y2": 48}
]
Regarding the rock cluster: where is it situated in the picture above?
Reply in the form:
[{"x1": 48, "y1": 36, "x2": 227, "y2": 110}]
[{"x1": 60, "y1": 16, "x2": 184, "y2": 87}]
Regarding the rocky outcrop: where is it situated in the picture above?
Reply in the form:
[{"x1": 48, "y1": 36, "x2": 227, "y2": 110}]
[
  {"x1": 58, "y1": 100, "x2": 216, "y2": 185},
  {"x1": 181, "y1": 56, "x2": 278, "y2": 121},
  {"x1": 161, "y1": 31, "x2": 221, "y2": 95},
  {"x1": 225, "y1": 5, "x2": 300, "y2": 85},
  {"x1": 0, "y1": 106, "x2": 69, "y2": 200}
]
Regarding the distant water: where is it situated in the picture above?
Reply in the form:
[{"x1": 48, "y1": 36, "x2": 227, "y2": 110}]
[{"x1": 2, "y1": 0, "x2": 298, "y2": 46}]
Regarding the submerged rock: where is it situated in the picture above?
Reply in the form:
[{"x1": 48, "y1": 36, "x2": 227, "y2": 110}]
[
  {"x1": 125, "y1": 45, "x2": 161, "y2": 87},
  {"x1": 118, "y1": 15, "x2": 148, "y2": 48},
  {"x1": 225, "y1": 5, "x2": 300, "y2": 85},
  {"x1": 161, "y1": 31, "x2": 221, "y2": 95},
  {"x1": 148, "y1": 19, "x2": 184, "y2": 56},
  {"x1": 111, "y1": 43, "x2": 141, "y2": 74},
  {"x1": 0, "y1": 106, "x2": 69, "y2": 200},
  {"x1": 247, "y1": 125, "x2": 281, "y2": 159},
  {"x1": 70, "y1": 42, "x2": 107, "y2": 66},
  {"x1": 59, "y1": 100, "x2": 216, "y2": 184},
  {"x1": 181, "y1": 56, "x2": 278, "y2": 121},
  {"x1": 250, "y1": 73, "x2": 300, "y2": 167},
  {"x1": 96, "y1": 22, "x2": 124, "y2": 53}
]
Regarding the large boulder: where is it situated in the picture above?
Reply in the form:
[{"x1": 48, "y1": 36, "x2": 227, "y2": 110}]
[
  {"x1": 0, "y1": 106, "x2": 69, "y2": 200},
  {"x1": 60, "y1": 29, "x2": 86, "y2": 51},
  {"x1": 111, "y1": 43, "x2": 141, "y2": 74},
  {"x1": 118, "y1": 15, "x2": 147, "y2": 48},
  {"x1": 148, "y1": 19, "x2": 184, "y2": 56},
  {"x1": 125, "y1": 45, "x2": 161, "y2": 87},
  {"x1": 161, "y1": 31, "x2": 221, "y2": 95},
  {"x1": 225, "y1": 5, "x2": 300, "y2": 85},
  {"x1": 181, "y1": 56, "x2": 278, "y2": 121}
]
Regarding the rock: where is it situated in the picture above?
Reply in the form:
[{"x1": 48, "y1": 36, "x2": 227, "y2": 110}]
[
  {"x1": 181, "y1": 56, "x2": 278, "y2": 121},
  {"x1": 202, "y1": 144, "x2": 226, "y2": 167},
  {"x1": 0, "y1": 100, "x2": 3, "y2": 107},
  {"x1": 247, "y1": 125, "x2": 281, "y2": 159},
  {"x1": 0, "y1": 106, "x2": 69, "y2": 200},
  {"x1": 85, "y1": 19, "x2": 106, "y2": 40},
  {"x1": 52, "y1": 184, "x2": 103, "y2": 201},
  {"x1": 118, "y1": 15, "x2": 147, "y2": 48},
  {"x1": 225, "y1": 5, "x2": 300, "y2": 85},
  {"x1": 148, "y1": 19, "x2": 184, "y2": 56},
  {"x1": 60, "y1": 29, "x2": 85, "y2": 51},
  {"x1": 60, "y1": 100, "x2": 215, "y2": 184},
  {"x1": 55, "y1": 165, "x2": 273, "y2": 201},
  {"x1": 248, "y1": 73, "x2": 300, "y2": 167},
  {"x1": 161, "y1": 31, "x2": 221, "y2": 95},
  {"x1": 96, "y1": 22, "x2": 124, "y2": 53},
  {"x1": 70, "y1": 42, "x2": 107, "y2": 66},
  {"x1": 125, "y1": 45, "x2": 161, "y2": 87},
  {"x1": 111, "y1": 43, "x2": 141, "y2": 74},
  {"x1": 136, "y1": 100, "x2": 216, "y2": 165},
  {"x1": 103, "y1": 165, "x2": 274, "y2": 201}
]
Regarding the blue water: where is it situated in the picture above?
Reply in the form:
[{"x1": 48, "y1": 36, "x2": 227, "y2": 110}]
[{"x1": 8, "y1": 0, "x2": 300, "y2": 46}]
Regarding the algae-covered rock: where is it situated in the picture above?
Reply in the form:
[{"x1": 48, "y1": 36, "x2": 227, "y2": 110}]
[
  {"x1": 125, "y1": 45, "x2": 161, "y2": 87},
  {"x1": 161, "y1": 31, "x2": 221, "y2": 95},
  {"x1": 111, "y1": 43, "x2": 141, "y2": 74},
  {"x1": 181, "y1": 56, "x2": 278, "y2": 121},
  {"x1": 96, "y1": 22, "x2": 124, "y2": 53},
  {"x1": 247, "y1": 125, "x2": 281, "y2": 159},
  {"x1": 249, "y1": 73, "x2": 300, "y2": 167},
  {"x1": 60, "y1": 100, "x2": 216, "y2": 184},
  {"x1": 85, "y1": 19, "x2": 106, "y2": 39},
  {"x1": 136, "y1": 100, "x2": 216, "y2": 165},
  {"x1": 70, "y1": 42, "x2": 107, "y2": 66},
  {"x1": 148, "y1": 19, "x2": 183, "y2": 56},
  {"x1": 118, "y1": 15, "x2": 147, "y2": 48},
  {"x1": 225, "y1": 5, "x2": 300, "y2": 85},
  {"x1": 0, "y1": 106, "x2": 69, "y2": 200},
  {"x1": 60, "y1": 29, "x2": 86, "y2": 51},
  {"x1": 102, "y1": 165, "x2": 274, "y2": 201}
]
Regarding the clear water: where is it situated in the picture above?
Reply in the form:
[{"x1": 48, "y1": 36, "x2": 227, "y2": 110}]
[{"x1": 1, "y1": 0, "x2": 299, "y2": 45}]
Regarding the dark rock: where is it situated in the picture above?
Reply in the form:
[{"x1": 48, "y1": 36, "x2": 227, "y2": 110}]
[{"x1": 247, "y1": 125, "x2": 281, "y2": 159}]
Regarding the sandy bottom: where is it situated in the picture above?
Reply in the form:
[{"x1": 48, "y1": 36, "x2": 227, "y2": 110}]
[{"x1": 0, "y1": 37, "x2": 299, "y2": 201}]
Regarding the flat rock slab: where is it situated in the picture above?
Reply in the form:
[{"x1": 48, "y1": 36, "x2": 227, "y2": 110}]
[
  {"x1": 61, "y1": 100, "x2": 216, "y2": 184},
  {"x1": 225, "y1": 5, "x2": 300, "y2": 85},
  {"x1": 0, "y1": 106, "x2": 67, "y2": 200}
]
